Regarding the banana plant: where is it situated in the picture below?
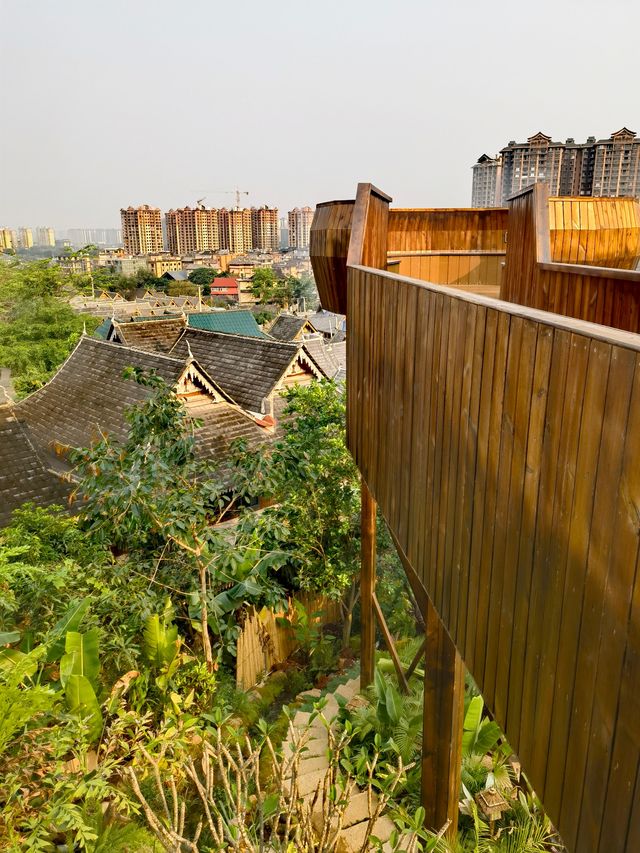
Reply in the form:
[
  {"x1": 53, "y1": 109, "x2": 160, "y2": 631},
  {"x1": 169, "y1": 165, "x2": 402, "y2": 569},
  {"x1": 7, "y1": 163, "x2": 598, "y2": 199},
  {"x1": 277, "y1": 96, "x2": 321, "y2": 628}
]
[{"x1": 59, "y1": 627, "x2": 103, "y2": 741}]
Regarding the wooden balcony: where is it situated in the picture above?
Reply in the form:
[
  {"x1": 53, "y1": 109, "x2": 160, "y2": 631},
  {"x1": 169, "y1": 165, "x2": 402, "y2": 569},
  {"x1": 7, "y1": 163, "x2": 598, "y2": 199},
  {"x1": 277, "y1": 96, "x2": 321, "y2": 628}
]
[{"x1": 310, "y1": 183, "x2": 640, "y2": 852}]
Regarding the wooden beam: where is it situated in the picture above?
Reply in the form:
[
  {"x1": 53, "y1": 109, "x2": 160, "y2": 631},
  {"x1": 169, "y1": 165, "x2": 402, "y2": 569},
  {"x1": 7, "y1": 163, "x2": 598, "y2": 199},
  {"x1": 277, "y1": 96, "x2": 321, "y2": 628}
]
[
  {"x1": 372, "y1": 593, "x2": 410, "y2": 694},
  {"x1": 360, "y1": 478, "x2": 376, "y2": 689},
  {"x1": 405, "y1": 636, "x2": 427, "y2": 680},
  {"x1": 422, "y1": 596, "x2": 465, "y2": 834}
]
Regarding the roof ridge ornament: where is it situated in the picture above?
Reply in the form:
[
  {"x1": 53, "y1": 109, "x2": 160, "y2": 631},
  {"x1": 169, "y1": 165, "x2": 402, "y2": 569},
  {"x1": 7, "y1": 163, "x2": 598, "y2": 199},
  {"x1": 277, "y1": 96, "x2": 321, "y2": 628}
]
[{"x1": 186, "y1": 340, "x2": 194, "y2": 360}]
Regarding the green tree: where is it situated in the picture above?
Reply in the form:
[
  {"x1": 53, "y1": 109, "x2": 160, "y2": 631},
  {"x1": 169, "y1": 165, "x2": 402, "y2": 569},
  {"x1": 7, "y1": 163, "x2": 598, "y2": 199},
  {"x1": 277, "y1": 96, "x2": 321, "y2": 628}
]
[
  {"x1": 255, "y1": 381, "x2": 362, "y2": 645},
  {"x1": 188, "y1": 267, "x2": 219, "y2": 286},
  {"x1": 71, "y1": 369, "x2": 286, "y2": 668},
  {"x1": 249, "y1": 268, "x2": 294, "y2": 307},
  {"x1": 0, "y1": 262, "x2": 101, "y2": 398}
]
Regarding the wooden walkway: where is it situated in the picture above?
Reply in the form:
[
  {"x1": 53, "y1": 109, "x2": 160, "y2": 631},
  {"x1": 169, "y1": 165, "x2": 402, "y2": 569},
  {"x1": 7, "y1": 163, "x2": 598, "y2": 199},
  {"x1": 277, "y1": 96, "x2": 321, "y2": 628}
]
[{"x1": 311, "y1": 183, "x2": 640, "y2": 852}]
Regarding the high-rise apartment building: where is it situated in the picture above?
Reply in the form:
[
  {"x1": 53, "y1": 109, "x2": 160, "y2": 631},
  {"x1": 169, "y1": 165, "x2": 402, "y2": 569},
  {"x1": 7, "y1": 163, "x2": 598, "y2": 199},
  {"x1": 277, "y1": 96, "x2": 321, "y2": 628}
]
[
  {"x1": 472, "y1": 128, "x2": 640, "y2": 205},
  {"x1": 16, "y1": 228, "x2": 33, "y2": 249},
  {"x1": 165, "y1": 207, "x2": 221, "y2": 255},
  {"x1": 223, "y1": 208, "x2": 253, "y2": 253},
  {"x1": 500, "y1": 132, "x2": 565, "y2": 199},
  {"x1": 287, "y1": 206, "x2": 314, "y2": 249},
  {"x1": 35, "y1": 226, "x2": 56, "y2": 247},
  {"x1": 0, "y1": 229, "x2": 14, "y2": 251},
  {"x1": 251, "y1": 206, "x2": 279, "y2": 251},
  {"x1": 471, "y1": 155, "x2": 503, "y2": 207},
  {"x1": 120, "y1": 206, "x2": 164, "y2": 255},
  {"x1": 592, "y1": 127, "x2": 640, "y2": 197}
]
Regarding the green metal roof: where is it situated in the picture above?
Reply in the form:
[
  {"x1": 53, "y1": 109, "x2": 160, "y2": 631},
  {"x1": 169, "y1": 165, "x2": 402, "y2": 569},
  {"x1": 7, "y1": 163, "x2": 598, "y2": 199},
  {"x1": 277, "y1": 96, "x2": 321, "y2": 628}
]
[
  {"x1": 187, "y1": 310, "x2": 268, "y2": 339},
  {"x1": 94, "y1": 317, "x2": 112, "y2": 339}
]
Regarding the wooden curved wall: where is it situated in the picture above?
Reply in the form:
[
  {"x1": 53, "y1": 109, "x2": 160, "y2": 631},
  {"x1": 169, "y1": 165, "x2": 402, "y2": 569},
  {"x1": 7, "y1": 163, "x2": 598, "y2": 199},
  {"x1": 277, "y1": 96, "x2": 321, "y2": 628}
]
[
  {"x1": 549, "y1": 196, "x2": 640, "y2": 268},
  {"x1": 502, "y1": 186, "x2": 640, "y2": 332},
  {"x1": 309, "y1": 200, "x2": 354, "y2": 315}
]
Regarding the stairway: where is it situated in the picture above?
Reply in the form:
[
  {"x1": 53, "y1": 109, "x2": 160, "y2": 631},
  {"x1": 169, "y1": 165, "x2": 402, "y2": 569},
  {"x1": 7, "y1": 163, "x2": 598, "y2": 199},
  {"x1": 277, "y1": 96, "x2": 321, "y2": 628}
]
[{"x1": 282, "y1": 675, "x2": 400, "y2": 853}]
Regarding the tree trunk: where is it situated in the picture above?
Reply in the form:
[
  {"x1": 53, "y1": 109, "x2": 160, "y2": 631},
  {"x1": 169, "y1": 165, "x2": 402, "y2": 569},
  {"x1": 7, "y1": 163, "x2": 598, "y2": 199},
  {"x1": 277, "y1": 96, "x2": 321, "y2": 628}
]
[{"x1": 198, "y1": 558, "x2": 214, "y2": 670}]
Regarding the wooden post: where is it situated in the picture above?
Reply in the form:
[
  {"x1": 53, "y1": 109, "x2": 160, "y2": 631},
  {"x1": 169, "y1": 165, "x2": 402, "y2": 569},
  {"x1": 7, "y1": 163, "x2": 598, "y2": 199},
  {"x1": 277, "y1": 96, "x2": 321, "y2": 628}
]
[
  {"x1": 360, "y1": 478, "x2": 376, "y2": 689},
  {"x1": 422, "y1": 596, "x2": 465, "y2": 835}
]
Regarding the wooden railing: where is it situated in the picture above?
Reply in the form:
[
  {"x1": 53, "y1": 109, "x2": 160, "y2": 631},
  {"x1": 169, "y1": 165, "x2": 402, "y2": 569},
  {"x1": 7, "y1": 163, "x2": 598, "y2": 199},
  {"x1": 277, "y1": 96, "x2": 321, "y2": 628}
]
[
  {"x1": 312, "y1": 182, "x2": 640, "y2": 851},
  {"x1": 502, "y1": 185, "x2": 640, "y2": 332}
]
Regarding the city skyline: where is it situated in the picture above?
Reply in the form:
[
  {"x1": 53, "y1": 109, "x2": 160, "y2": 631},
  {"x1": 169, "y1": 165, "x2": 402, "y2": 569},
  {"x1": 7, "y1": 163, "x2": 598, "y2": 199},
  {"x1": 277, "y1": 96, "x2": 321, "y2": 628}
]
[{"x1": 2, "y1": 0, "x2": 638, "y2": 228}]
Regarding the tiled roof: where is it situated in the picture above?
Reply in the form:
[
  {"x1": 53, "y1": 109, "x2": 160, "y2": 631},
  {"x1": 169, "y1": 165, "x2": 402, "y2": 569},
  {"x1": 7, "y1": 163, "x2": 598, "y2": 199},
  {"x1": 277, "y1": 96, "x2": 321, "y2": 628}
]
[
  {"x1": 309, "y1": 310, "x2": 346, "y2": 336},
  {"x1": 187, "y1": 310, "x2": 268, "y2": 339},
  {"x1": 303, "y1": 337, "x2": 346, "y2": 379},
  {"x1": 0, "y1": 406, "x2": 71, "y2": 526},
  {"x1": 15, "y1": 337, "x2": 186, "y2": 455},
  {"x1": 188, "y1": 396, "x2": 271, "y2": 468},
  {"x1": 170, "y1": 328, "x2": 299, "y2": 413},
  {"x1": 268, "y1": 314, "x2": 309, "y2": 341},
  {"x1": 113, "y1": 317, "x2": 187, "y2": 353}
]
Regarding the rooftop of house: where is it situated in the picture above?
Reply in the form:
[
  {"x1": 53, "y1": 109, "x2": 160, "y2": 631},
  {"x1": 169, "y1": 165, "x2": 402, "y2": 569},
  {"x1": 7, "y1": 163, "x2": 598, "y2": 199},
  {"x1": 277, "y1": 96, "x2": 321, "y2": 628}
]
[
  {"x1": 303, "y1": 336, "x2": 346, "y2": 379},
  {"x1": 0, "y1": 406, "x2": 72, "y2": 526},
  {"x1": 187, "y1": 309, "x2": 267, "y2": 339},
  {"x1": 169, "y1": 327, "x2": 301, "y2": 413},
  {"x1": 2, "y1": 338, "x2": 275, "y2": 515},
  {"x1": 268, "y1": 313, "x2": 316, "y2": 342},
  {"x1": 111, "y1": 317, "x2": 187, "y2": 353},
  {"x1": 15, "y1": 337, "x2": 188, "y2": 457}
]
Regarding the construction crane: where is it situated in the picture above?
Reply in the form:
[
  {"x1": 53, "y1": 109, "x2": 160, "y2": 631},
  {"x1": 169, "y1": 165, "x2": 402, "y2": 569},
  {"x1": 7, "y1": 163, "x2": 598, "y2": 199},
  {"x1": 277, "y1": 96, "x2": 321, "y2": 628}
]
[{"x1": 195, "y1": 189, "x2": 250, "y2": 209}]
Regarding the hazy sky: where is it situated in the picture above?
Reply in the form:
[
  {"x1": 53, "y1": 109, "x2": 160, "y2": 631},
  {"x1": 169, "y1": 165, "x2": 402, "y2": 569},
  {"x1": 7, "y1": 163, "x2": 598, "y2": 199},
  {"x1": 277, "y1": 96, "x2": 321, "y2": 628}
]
[{"x1": 1, "y1": 0, "x2": 638, "y2": 230}]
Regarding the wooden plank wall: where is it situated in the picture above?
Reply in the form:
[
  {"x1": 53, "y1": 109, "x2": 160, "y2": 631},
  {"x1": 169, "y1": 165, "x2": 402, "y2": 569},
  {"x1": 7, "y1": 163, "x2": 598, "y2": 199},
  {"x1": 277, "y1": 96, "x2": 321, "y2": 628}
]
[
  {"x1": 387, "y1": 209, "x2": 508, "y2": 294},
  {"x1": 389, "y1": 253, "x2": 503, "y2": 294},
  {"x1": 235, "y1": 593, "x2": 342, "y2": 690},
  {"x1": 387, "y1": 209, "x2": 508, "y2": 252},
  {"x1": 502, "y1": 185, "x2": 640, "y2": 333},
  {"x1": 347, "y1": 262, "x2": 640, "y2": 852},
  {"x1": 549, "y1": 196, "x2": 640, "y2": 268}
]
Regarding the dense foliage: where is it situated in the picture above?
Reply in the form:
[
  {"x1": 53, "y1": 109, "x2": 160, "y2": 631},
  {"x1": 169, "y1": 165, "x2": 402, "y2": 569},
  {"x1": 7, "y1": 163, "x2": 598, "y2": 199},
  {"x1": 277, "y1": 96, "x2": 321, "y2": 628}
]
[{"x1": 0, "y1": 260, "x2": 101, "y2": 397}]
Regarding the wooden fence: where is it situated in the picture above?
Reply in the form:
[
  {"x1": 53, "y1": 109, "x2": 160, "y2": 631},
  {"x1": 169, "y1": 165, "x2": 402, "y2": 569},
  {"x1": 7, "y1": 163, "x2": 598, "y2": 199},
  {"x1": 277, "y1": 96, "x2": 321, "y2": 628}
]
[
  {"x1": 502, "y1": 185, "x2": 640, "y2": 332},
  {"x1": 236, "y1": 593, "x2": 342, "y2": 690},
  {"x1": 312, "y1": 181, "x2": 640, "y2": 851}
]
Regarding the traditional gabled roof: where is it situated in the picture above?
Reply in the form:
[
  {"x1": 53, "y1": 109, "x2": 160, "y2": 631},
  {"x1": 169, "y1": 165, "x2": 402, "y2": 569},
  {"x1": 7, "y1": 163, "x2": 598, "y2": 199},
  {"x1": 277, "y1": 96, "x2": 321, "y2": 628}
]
[
  {"x1": 0, "y1": 406, "x2": 71, "y2": 526},
  {"x1": 303, "y1": 336, "x2": 346, "y2": 379},
  {"x1": 170, "y1": 327, "x2": 302, "y2": 413},
  {"x1": 187, "y1": 310, "x2": 268, "y2": 339},
  {"x1": 112, "y1": 317, "x2": 187, "y2": 353},
  {"x1": 268, "y1": 313, "x2": 317, "y2": 342},
  {"x1": 162, "y1": 270, "x2": 190, "y2": 281},
  {"x1": 15, "y1": 337, "x2": 188, "y2": 455},
  {"x1": 187, "y1": 396, "x2": 272, "y2": 467},
  {"x1": 308, "y1": 310, "x2": 346, "y2": 337}
]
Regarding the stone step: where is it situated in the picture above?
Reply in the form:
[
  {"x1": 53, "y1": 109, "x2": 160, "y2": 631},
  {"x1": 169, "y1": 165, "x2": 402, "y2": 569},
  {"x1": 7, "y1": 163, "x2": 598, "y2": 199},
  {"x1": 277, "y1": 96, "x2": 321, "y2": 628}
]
[
  {"x1": 335, "y1": 682, "x2": 358, "y2": 703},
  {"x1": 337, "y1": 814, "x2": 397, "y2": 852}
]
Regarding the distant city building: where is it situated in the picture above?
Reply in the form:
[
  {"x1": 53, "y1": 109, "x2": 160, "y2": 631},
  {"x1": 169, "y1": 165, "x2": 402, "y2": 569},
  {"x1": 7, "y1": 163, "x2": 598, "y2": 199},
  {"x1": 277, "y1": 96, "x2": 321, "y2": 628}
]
[
  {"x1": 165, "y1": 207, "x2": 221, "y2": 255},
  {"x1": 279, "y1": 216, "x2": 289, "y2": 249},
  {"x1": 288, "y1": 206, "x2": 314, "y2": 249},
  {"x1": 0, "y1": 228, "x2": 14, "y2": 251},
  {"x1": 35, "y1": 226, "x2": 56, "y2": 247},
  {"x1": 16, "y1": 227, "x2": 33, "y2": 250},
  {"x1": 67, "y1": 228, "x2": 122, "y2": 248},
  {"x1": 147, "y1": 255, "x2": 183, "y2": 277},
  {"x1": 472, "y1": 128, "x2": 640, "y2": 205},
  {"x1": 471, "y1": 155, "x2": 502, "y2": 207},
  {"x1": 120, "y1": 206, "x2": 163, "y2": 255},
  {"x1": 113, "y1": 256, "x2": 150, "y2": 277},
  {"x1": 251, "y1": 206, "x2": 279, "y2": 251}
]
